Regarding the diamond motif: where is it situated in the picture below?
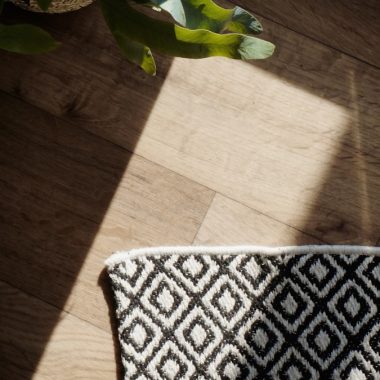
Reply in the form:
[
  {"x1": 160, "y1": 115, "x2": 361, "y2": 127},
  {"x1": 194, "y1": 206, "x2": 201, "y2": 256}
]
[
  {"x1": 166, "y1": 255, "x2": 219, "y2": 292},
  {"x1": 148, "y1": 341, "x2": 196, "y2": 379},
  {"x1": 237, "y1": 310, "x2": 284, "y2": 366},
  {"x1": 176, "y1": 306, "x2": 223, "y2": 363},
  {"x1": 333, "y1": 351, "x2": 377, "y2": 380},
  {"x1": 183, "y1": 256, "x2": 203, "y2": 277},
  {"x1": 213, "y1": 283, "x2": 243, "y2": 318},
  {"x1": 119, "y1": 307, "x2": 162, "y2": 359},
  {"x1": 229, "y1": 255, "x2": 279, "y2": 296},
  {"x1": 149, "y1": 280, "x2": 181, "y2": 317},
  {"x1": 112, "y1": 288, "x2": 131, "y2": 318},
  {"x1": 357, "y1": 257, "x2": 380, "y2": 295},
  {"x1": 203, "y1": 274, "x2": 251, "y2": 328},
  {"x1": 110, "y1": 258, "x2": 154, "y2": 294},
  {"x1": 300, "y1": 312, "x2": 347, "y2": 369},
  {"x1": 209, "y1": 344, "x2": 256, "y2": 380},
  {"x1": 328, "y1": 280, "x2": 377, "y2": 334},
  {"x1": 292, "y1": 255, "x2": 344, "y2": 297},
  {"x1": 270, "y1": 348, "x2": 318, "y2": 379},
  {"x1": 141, "y1": 272, "x2": 190, "y2": 327},
  {"x1": 364, "y1": 323, "x2": 380, "y2": 365},
  {"x1": 122, "y1": 358, "x2": 137, "y2": 377},
  {"x1": 108, "y1": 252, "x2": 380, "y2": 379},
  {"x1": 266, "y1": 279, "x2": 314, "y2": 332}
]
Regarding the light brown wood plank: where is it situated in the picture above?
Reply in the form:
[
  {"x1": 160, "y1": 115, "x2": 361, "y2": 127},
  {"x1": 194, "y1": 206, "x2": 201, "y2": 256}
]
[
  {"x1": 123, "y1": 51, "x2": 380, "y2": 243},
  {"x1": 194, "y1": 194, "x2": 322, "y2": 245},
  {"x1": 2, "y1": 3, "x2": 379, "y2": 379},
  {"x1": 230, "y1": 0, "x2": 380, "y2": 67},
  {"x1": 0, "y1": 280, "x2": 117, "y2": 380},
  {"x1": 0, "y1": 88, "x2": 214, "y2": 312},
  {"x1": 0, "y1": 90, "x2": 214, "y2": 375},
  {"x1": 0, "y1": 4, "x2": 379, "y2": 245}
]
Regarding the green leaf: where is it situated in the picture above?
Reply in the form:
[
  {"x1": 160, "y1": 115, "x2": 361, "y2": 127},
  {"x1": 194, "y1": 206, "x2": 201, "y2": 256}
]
[
  {"x1": 0, "y1": 24, "x2": 59, "y2": 54},
  {"x1": 139, "y1": 0, "x2": 263, "y2": 34},
  {"x1": 36, "y1": 0, "x2": 53, "y2": 11},
  {"x1": 114, "y1": 33, "x2": 156, "y2": 75},
  {"x1": 100, "y1": 0, "x2": 274, "y2": 69}
]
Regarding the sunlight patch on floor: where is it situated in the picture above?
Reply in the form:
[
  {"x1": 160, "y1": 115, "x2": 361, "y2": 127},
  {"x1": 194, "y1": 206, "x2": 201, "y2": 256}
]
[{"x1": 132, "y1": 57, "x2": 351, "y2": 232}]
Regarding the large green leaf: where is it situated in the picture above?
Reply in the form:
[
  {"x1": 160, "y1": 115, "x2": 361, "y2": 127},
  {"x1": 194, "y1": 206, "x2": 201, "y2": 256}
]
[
  {"x1": 100, "y1": 0, "x2": 274, "y2": 72},
  {"x1": 137, "y1": 0, "x2": 263, "y2": 34},
  {"x1": 36, "y1": 0, "x2": 53, "y2": 11},
  {"x1": 0, "y1": 24, "x2": 59, "y2": 54},
  {"x1": 114, "y1": 32, "x2": 156, "y2": 75}
]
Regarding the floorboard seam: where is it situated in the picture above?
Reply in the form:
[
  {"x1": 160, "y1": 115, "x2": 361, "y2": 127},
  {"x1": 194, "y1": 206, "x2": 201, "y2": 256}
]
[
  {"x1": 191, "y1": 191, "x2": 217, "y2": 244},
  {"x1": 0, "y1": 87, "x2": 329, "y2": 243},
  {"x1": 226, "y1": 1, "x2": 379, "y2": 70},
  {"x1": 0, "y1": 278, "x2": 113, "y2": 337}
]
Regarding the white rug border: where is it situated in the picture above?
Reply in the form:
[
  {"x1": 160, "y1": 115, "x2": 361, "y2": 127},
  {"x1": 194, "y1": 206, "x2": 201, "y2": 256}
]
[{"x1": 105, "y1": 245, "x2": 380, "y2": 269}]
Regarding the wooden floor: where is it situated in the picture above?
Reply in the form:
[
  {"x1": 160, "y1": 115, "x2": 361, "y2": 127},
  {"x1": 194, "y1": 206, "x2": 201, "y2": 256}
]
[{"x1": 0, "y1": 0, "x2": 379, "y2": 378}]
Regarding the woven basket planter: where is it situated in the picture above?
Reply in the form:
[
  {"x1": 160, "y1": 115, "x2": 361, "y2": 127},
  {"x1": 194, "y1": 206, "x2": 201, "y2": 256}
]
[{"x1": 11, "y1": 0, "x2": 93, "y2": 13}]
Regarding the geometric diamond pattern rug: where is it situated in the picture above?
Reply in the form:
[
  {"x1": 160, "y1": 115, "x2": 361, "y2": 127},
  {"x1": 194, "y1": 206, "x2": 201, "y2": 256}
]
[{"x1": 105, "y1": 246, "x2": 380, "y2": 379}]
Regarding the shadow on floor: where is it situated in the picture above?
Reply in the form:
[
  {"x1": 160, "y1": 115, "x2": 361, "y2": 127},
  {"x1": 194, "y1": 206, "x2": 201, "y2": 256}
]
[
  {"x1": 248, "y1": 17, "x2": 380, "y2": 246},
  {"x1": 0, "y1": 3, "x2": 172, "y2": 378},
  {"x1": 0, "y1": 0, "x2": 379, "y2": 378},
  {"x1": 99, "y1": 269, "x2": 123, "y2": 380}
]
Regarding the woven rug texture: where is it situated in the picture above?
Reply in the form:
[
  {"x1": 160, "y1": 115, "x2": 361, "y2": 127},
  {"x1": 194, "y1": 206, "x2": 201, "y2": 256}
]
[{"x1": 106, "y1": 246, "x2": 380, "y2": 379}]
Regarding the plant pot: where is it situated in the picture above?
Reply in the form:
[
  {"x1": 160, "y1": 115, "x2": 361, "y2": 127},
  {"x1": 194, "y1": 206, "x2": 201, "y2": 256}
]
[{"x1": 11, "y1": 0, "x2": 93, "y2": 13}]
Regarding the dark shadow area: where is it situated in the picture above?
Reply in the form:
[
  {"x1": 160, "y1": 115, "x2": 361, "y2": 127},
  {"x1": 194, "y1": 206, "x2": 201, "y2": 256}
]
[
  {"x1": 233, "y1": 0, "x2": 380, "y2": 68},
  {"x1": 1, "y1": 0, "x2": 379, "y2": 378},
  {"x1": 248, "y1": 15, "x2": 380, "y2": 245},
  {"x1": 0, "y1": 2, "x2": 172, "y2": 378},
  {"x1": 99, "y1": 268, "x2": 123, "y2": 380}
]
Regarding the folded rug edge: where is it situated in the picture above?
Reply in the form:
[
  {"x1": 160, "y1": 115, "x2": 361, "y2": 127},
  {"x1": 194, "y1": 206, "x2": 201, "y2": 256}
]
[{"x1": 104, "y1": 244, "x2": 380, "y2": 269}]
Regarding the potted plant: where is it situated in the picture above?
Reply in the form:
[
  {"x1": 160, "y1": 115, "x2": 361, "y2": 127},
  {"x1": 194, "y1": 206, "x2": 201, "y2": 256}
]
[{"x1": 0, "y1": 0, "x2": 275, "y2": 74}]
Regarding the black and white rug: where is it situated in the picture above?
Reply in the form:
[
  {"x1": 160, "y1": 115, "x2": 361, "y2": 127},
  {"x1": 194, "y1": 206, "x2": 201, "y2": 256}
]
[{"x1": 105, "y1": 246, "x2": 380, "y2": 379}]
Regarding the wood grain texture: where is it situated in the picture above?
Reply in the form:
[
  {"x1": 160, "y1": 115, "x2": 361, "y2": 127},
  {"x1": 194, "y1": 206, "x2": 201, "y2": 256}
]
[
  {"x1": 0, "y1": 280, "x2": 117, "y2": 380},
  {"x1": 0, "y1": 90, "x2": 214, "y2": 377},
  {"x1": 194, "y1": 194, "x2": 322, "y2": 246},
  {"x1": 0, "y1": 2, "x2": 379, "y2": 378},
  {"x1": 112, "y1": 39, "x2": 380, "y2": 243},
  {"x1": 230, "y1": 0, "x2": 380, "y2": 67},
  {"x1": 0, "y1": 87, "x2": 214, "y2": 313},
  {"x1": 0, "y1": 3, "x2": 173, "y2": 135},
  {"x1": 1, "y1": 4, "x2": 379, "y2": 244}
]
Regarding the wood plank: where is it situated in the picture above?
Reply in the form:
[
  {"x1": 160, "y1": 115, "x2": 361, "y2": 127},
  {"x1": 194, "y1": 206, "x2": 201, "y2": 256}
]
[
  {"x1": 194, "y1": 194, "x2": 322, "y2": 245},
  {"x1": 230, "y1": 0, "x2": 380, "y2": 67},
  {"x1": 127, "y1": 66, "x2": 380, "y2": 243},
  {"x1": 2, "y1": 3, "x2": 378, "y2": 378},
  {"x1": 0, "y1": 3, "x2": 173, "y2": 127},
  {"x1": 0, "y1": 280, "x2": 117, "y2": 380},
  {"x1": 0, "y1": 90, "x2": 214, "y2": 374},
  {"x1": 0, "y1": 5, "x2": 379, "y2": 241}
]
